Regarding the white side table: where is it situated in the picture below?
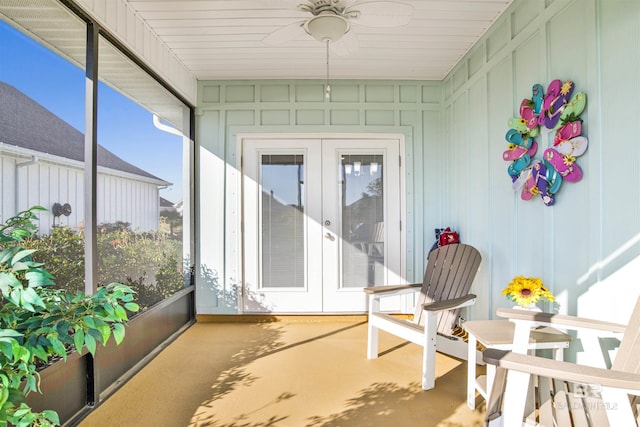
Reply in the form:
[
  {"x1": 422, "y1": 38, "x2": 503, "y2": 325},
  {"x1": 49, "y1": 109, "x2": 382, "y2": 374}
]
[{"x1": 463, "y1": 319, "x2": 572, "y2": 410}]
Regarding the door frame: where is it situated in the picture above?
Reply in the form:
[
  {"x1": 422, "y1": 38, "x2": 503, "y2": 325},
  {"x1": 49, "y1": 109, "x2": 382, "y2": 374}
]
[{"x1": 237, "y1": 133, "x2": 407, "y2": 314}]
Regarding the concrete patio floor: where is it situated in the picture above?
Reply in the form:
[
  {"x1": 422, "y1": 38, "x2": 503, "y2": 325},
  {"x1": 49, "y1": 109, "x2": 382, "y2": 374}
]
[{"x1": 78, "y1": 318, "x2": 486, "y2": 426}]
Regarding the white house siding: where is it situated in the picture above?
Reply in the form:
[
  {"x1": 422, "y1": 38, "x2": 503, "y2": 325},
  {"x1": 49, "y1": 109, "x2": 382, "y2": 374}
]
[
  {"x1": 0, "y1": 156, "x2": 16, "y2": 225},
  {"x1": 196, "y1": 81, "x2": 443, "y2": 314},
  {"x1": 0, "y1": 151, "x2": 161, "y2": 234},
  {"x1": 440, "y1": 0, "x2": 640, "y2": 368},
  {"x1": 97, "y1": 172, "x2": 160, "y2": 232}
]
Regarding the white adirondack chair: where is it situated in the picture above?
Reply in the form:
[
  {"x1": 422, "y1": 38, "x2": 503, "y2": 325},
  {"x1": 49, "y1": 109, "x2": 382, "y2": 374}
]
[
  {"x1": 364, "y1": 243, "x2": 482, "y2": 390},
  {"x1": 484, "y1": 296, "x2": 640, "y2": 426}
]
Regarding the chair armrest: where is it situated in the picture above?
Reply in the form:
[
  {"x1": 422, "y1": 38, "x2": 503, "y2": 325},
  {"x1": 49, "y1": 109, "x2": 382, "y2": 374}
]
[
  {"x1": 423, "y1": 294, "x2": 476, "y2": 312},
  {"x1": 496, "y1": 308, "x2": 626, "y2": 334},
  {"x1": 483, "y1": 349, "x2": 640, "y2": 394},
  {"x1": 363, "y1": 283, "x2": 421, "y2": 297}
]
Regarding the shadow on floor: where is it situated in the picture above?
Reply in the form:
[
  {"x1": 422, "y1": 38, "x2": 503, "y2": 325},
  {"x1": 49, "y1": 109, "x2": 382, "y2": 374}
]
[{"x1": 78, "y1": 321, "x2": 485, "y2": 427}]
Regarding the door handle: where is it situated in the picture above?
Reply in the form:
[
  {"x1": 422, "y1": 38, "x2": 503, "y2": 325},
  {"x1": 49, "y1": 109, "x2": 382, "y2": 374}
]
[{"x1": 325, "y1": 232, "x2": 335, "y2": 241}]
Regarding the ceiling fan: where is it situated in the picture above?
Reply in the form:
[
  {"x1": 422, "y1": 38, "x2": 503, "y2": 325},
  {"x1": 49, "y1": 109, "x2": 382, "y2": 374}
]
[{"x1": 263, "y1": 0, "x2": 414, "y2": 56}]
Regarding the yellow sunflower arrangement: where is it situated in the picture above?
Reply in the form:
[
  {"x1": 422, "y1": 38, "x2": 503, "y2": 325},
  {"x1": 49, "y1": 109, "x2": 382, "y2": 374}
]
[{"x1": 502, "y1": 276, "x2": 555, "y2": 307}]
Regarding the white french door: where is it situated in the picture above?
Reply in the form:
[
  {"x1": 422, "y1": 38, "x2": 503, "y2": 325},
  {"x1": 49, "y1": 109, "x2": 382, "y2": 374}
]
[{"x1": 242, "y1": 137, "x2": 403, "y2": 313}]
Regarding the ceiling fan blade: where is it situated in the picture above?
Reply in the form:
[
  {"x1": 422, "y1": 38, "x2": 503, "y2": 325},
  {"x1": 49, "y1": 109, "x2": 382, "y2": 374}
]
[
  {"x1": 330, "y1": 30, "x2": 359, "y2": 56},
  {"x1": 258, "y1": 0, "x2": 302, "y2": 8},
  {"x1": 346, "y1": 1, "x2": 413, "y2": 28},
  {"x1": 263, "y1": 20, "x2": 306, "y2": 45}
]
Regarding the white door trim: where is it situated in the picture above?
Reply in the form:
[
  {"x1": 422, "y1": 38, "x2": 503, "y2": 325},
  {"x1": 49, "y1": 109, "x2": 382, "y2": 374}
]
[{"x1": 237, "y1": 132, "x2": 407, "y2": 314}]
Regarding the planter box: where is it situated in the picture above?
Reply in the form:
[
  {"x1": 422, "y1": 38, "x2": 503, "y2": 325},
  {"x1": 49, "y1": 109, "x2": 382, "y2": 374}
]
[
  {"x1": 25, "y1": 286, "x2": 194, "y2": 425},
  {"x1": 95, "y1": 286, "x2": 195, "y2": 397},
  {"x1": 26, "y1": 350, "x2": 89, "y2": 424}
]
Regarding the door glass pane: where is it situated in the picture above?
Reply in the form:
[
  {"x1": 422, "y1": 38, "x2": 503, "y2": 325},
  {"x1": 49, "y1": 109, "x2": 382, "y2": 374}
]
[
  {"x1": 341, "y1": 154, "x2": 384, "y2": 288},
  {"x1": 260, "y1": 154, "x2": 305, "y2": 288}
]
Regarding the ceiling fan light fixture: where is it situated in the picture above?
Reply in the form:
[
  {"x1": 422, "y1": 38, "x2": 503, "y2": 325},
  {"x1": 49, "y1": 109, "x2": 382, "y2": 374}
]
[{"x1": 304, "y1": 14, "x2": 350, "y2": 42}]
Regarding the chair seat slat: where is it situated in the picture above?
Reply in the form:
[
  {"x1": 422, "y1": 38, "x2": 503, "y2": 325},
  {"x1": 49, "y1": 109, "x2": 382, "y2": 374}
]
[
  {"x1": 523, "y1": 374, "x2": 536, "y2": 424},
  {"x1": 537, "y1": 376, "x2": 554, "y2": 427},
  {"x1": 584, "y1": 392, "x2": 610, "y2": 427},
  {"x1": 552, "y1": 378, "x2": 573, "y2": 427},
  {"x1": 566, "y1": 382, "x2": 590, "y2": 427}
]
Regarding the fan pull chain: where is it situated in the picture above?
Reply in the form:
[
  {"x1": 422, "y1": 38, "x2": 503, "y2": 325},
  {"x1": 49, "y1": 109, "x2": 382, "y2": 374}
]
[{"x1": 325, "y1": 39, "x2": 331, "y2": 99}]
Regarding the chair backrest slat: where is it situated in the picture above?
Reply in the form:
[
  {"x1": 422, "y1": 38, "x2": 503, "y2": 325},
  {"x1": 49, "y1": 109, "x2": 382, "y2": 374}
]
[
  {"x1": 413, "y1": 243, "x2": 481, "y2": 334},
  {"x1": 613, "y1": 296, "x2": 640, "y2": 374}
]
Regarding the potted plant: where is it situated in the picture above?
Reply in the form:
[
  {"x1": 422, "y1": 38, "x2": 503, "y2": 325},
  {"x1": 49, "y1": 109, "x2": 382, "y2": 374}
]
[{"x1": 0, "y1": 207, "x2": 138, "y2": 426}]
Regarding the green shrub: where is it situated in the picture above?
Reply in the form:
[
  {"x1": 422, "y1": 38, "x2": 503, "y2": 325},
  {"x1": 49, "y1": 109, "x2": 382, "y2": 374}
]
[
  {"x1": 0, "y1": 207, "x2": 139, "y2": 426},
  {"x1": 23, "y1": 223, "x2": 185, "y2": 311},
  {"x1": 23, "y1": 226, "x2": 85, "y2": 294},
  {"x1": 96, "y1": 225, "x2": 184, "y2": 308}
]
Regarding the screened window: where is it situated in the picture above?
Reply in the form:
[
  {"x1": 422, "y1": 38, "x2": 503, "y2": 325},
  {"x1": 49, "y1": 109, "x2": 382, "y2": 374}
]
[{"x1": 0, "y1": 1, "x2": 193, "y2": 311}]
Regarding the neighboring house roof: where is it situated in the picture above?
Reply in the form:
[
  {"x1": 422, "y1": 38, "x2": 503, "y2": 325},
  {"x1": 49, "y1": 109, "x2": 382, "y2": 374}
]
[
  {"x1": 159, "y1": 197, "x2": 175, "y2": 208},
  {"x1": 0, "y1": 81, "x2": 167, "y2": 183},
  {"x1": 173, "y1": 200, "x2": 183, "y2": 214}
]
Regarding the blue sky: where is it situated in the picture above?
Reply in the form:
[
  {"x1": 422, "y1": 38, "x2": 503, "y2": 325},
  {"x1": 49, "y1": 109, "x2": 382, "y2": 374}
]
[{"x1": 0, "y1": 21, "x2": 183, "y2": 203}]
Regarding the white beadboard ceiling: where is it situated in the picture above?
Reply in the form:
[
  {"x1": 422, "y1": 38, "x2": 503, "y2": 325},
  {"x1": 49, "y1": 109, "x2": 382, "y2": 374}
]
[{"x1": 125, "y1": 0, "x2": 514, "y2": 81}]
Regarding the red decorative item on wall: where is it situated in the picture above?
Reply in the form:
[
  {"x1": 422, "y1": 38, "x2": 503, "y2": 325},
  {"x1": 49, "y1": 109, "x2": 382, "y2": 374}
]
[{"x1": 438, "y1": 227, "x2": 460, "y2": 247}]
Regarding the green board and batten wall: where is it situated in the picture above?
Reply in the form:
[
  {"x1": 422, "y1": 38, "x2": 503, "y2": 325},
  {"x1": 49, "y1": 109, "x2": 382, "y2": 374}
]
[
  {"x1": 441, "y1": 0, "x2": 640, "y2": 329},
  {"x1": 196, "y1": 80, "x2": 442, "y2": 313},
  {"x1": 196, "y1": 0, "x2": 640, "y2": 338}
]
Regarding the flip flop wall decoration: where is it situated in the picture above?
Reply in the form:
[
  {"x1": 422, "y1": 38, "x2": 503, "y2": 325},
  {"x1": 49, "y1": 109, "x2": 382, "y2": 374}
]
[{"x1": 503, "y1": 79, "x2": 588, "y2": 206}]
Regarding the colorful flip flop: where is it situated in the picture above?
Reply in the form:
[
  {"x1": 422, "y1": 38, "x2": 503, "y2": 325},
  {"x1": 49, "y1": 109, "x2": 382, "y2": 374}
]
[
  {"x1": 520, "y1": 168, "x2": 538, "y2": 201},
  {"x1": 553, "y1": 120, "x2": 582, "y2": 146},
  {"x1": 555, "y1": 136, "x2": 588, "y2": 157},
  {"x1": 519, "y1": 99, "x2": 539, "y2": 130},
  {"x1": 542, "y1": 80, "x2": 562, "y2": 111},
  {"x1": 531, "y1": 162, "x2": 554, "y2": 206},
  {"x1": 503, "y1": 140, "x2": 538, "y2": 161},
  {"x1": 559, "y1": 92, "x2": 587, "y2": 124},
  {"x1": 508, "y1": 154, "x2": 531, "y2": 177},
  {"x1": 505, "y1": 128, "x2": 533, "y2": 149},
  {"x1": 543, "y1": 147, "x2": 583, "y2": 182},
  {"x1": 544, "y1": 159, "x2": 563, "y2": 194},
  {"x1": 538, "y1": 79, "x2": 562, "y2": 126},
  {"x1": 516, "y1": 161, "x2": 541, "y2": 197},
  {"x1": 544, "y1": 80, "x2": 574, "y2": 129},
  {"x1": 507, "y1": 117, "x2": 540, "y2": 138},
  {"x1": 531, "y1": 84, "x2": 544, "y2": 115}
]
